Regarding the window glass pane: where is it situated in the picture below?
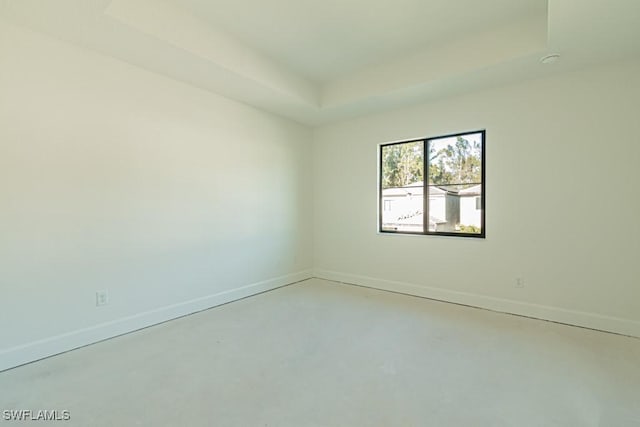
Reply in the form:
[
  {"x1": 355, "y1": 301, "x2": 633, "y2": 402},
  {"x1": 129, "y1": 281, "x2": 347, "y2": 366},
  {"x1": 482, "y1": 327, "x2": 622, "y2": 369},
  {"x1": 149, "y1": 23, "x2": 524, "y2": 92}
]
[
  {"x1": 380, "y1": 141, "x2": 424, "y2": 232},
  {"x1": 428, "y1": 133, "x2": 482, "y2": 186}
]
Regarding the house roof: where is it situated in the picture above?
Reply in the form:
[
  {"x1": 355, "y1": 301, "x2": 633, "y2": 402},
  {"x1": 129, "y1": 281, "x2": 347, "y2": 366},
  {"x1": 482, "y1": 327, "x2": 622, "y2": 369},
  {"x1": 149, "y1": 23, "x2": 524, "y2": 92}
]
[
  {"x1": 382, "y1": 183, "x2": 459, "y2": 197},
  {"x1": 459, "y1": 184, "x2": 482, "y2": 196}
]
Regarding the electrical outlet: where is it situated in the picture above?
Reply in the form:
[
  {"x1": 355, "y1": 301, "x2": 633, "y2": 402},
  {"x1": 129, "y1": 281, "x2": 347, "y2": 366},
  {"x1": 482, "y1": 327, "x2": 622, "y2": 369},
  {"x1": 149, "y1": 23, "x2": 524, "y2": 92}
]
[
  {"x1": 96, "y1": 290, "x2": 109, "y2": 306},
  {"x1": 515, "y1": 278, "x2": 525, "y2": 288}
]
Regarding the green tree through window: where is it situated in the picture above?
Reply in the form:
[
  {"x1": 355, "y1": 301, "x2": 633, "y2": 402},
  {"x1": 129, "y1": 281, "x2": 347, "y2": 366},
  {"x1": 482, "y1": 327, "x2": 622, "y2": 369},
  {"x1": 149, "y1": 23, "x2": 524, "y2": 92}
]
[{"x1": 381, "y1": 141, "x2": 423, "y2": 189}]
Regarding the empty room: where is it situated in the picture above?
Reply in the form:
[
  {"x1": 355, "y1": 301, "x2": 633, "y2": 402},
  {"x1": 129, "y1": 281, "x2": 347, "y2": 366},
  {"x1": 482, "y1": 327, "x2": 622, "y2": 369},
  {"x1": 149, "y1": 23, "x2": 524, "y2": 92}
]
[{"x1": 1, "y1": 0, "x2": 639, "y2": 425}]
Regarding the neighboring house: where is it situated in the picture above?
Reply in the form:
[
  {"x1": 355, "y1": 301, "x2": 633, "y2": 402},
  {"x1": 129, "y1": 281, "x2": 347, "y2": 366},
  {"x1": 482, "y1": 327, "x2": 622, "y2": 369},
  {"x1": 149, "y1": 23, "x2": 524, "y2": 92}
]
[
  {"x1": 381, "y1": 183, "x2": 424, "y2": 232},
  {"x1": 381, "y1": 182, "x2": 481, "y2": 232},
  {"x1": 459, "y1": 184, "x2": 482, "y2": 228}
]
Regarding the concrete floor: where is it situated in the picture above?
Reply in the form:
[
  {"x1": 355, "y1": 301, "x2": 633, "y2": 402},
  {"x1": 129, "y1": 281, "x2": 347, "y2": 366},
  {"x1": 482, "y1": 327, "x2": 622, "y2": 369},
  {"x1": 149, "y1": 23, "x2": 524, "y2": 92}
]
[{"x1": 1, "y1": 278, "x2": 639, "y2": 426}]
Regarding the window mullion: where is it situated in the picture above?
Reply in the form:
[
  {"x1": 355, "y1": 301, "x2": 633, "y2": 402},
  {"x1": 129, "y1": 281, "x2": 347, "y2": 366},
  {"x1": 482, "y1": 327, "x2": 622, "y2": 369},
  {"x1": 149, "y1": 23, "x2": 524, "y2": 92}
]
[{"x1": 423, "y1": 139, "x2": 429, "y2": 234}]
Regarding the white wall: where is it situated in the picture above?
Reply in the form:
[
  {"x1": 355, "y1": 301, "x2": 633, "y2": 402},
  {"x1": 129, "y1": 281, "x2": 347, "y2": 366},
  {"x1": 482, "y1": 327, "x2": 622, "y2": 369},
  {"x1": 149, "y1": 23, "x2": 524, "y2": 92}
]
[
  {"x1": 0, "y1": 22, "x2": 312, "y2": 370},
  {"x1": 313, "y1": 60, "x2": 640, "y2": 337}
]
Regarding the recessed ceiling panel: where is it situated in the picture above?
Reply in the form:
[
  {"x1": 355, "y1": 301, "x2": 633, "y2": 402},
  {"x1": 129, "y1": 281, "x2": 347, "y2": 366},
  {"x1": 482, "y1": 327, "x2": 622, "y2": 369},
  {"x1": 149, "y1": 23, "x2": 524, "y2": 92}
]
[{"x1": 174, "y1": 0, "x2": 548, "y2": 82}]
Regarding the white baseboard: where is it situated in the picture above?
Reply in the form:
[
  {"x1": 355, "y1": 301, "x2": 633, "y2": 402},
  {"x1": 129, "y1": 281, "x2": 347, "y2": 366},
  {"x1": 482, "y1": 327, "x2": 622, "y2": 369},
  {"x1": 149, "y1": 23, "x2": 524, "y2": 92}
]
[
  {"x1": 0, "y1": 270, "x2": 312, "y2": 372},
  {"x1": 313, "y1": 269, "x2": 640, "y2": 339}
]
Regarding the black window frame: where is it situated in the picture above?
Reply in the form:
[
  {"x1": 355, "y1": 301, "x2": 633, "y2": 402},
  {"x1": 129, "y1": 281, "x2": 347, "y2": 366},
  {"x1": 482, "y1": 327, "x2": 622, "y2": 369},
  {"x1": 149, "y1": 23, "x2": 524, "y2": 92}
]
[{"x1": 378, "y1": 130, "x2": 486, "y2": 239}]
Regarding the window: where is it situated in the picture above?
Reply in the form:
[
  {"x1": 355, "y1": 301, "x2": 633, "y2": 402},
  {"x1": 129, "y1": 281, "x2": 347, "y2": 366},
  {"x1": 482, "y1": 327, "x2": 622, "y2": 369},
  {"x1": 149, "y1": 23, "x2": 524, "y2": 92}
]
[{"x1": 379, "y1": 130, "x2": 485, "y2": 238}]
